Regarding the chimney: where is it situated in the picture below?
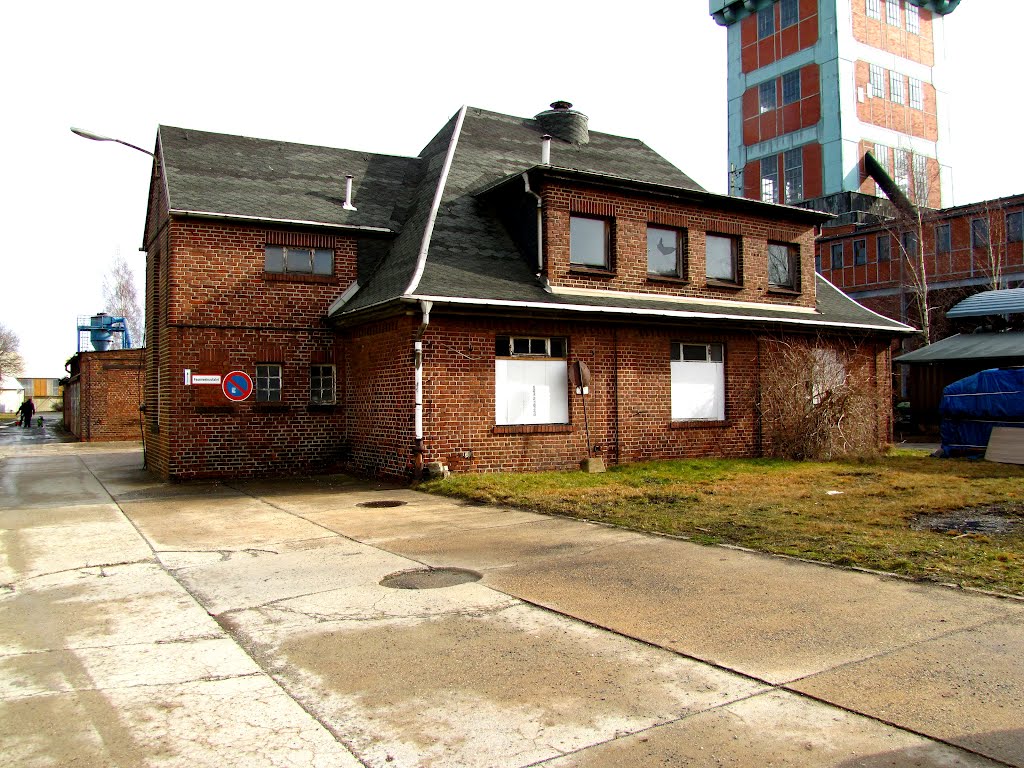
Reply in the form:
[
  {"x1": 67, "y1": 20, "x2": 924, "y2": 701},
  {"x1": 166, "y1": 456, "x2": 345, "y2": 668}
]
[
  {"x1": 541, "y1": 134, "x2": 551, "y2": 165},
  {"x1": 343, "y1": 174, "x2": 357, "y2": 211},
  {"x1": 535, "y1": 101, "x2": 589, "y2": 145}
]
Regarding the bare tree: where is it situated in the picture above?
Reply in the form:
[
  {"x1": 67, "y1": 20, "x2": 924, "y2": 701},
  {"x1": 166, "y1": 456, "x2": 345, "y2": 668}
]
[
  {"x1": 0, "y1": 324, "x2": 24, "y2": 381},
  {"x1": 102, "y1": 254, "x2": 144, "y2": 348}
]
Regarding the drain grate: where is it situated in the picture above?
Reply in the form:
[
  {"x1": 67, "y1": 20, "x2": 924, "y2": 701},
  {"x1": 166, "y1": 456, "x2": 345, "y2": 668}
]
[
  {"x1": 357, "y1": 500, "x2": 408, "y2": 508},
  {"x1": 380, "y1": 567, "x2": 482, "y2": 590}
]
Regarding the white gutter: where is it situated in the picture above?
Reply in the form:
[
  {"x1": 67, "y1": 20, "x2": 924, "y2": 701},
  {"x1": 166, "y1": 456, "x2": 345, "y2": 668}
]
[
  {"x1": 403, "y1": 105, "x2": 468, "y2": 296},
  {"x1": 327, "y1": 280, "x2": 361, "y2": 315},
  {"x1": 522, "y1": 172, "x2": 544, "y2": 271},
  {"x1": 414, "y1": 300, "x2": 433, "y2": 442},
  {"x1": 546, "y1": 283, "x2": 819, "y2": 313},
  {"x1": 169, "y1": 209, "x2": 391, "y2": 233}
]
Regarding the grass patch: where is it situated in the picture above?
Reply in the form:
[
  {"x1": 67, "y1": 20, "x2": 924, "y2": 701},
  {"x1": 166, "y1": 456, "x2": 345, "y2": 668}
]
[{"x1": 422, "y1": 453, "x2": 1024, "y2": 596}]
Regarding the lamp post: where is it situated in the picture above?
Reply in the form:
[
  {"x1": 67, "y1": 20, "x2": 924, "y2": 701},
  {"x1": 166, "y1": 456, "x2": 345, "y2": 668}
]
[{"x1": 70, "y1": 127, "x2": 153, "y2": 157}]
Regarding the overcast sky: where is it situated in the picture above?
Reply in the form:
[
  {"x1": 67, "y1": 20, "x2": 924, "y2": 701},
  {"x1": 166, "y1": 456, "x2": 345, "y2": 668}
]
[{"x1": 1, "y1": 0, "x2": 1018, "y2": 379}]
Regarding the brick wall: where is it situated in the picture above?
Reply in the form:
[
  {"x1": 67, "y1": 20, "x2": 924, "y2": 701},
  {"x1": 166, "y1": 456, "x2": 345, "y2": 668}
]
[
  {"x1": 65, "y1": 349, "x2": 144, "y2": 442},
  {"x1": 851, "y1": 0, "x2": 935, "y2": 66}
]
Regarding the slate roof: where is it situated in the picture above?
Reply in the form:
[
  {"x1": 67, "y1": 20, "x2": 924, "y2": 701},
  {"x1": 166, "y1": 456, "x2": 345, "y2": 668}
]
[
  {"x1": 946, "y1": 288, "x2": 1024, "y2": 319},
  {"x1": 894, "y1": 331, "x2": 1024, "y2": 363},
  {"x1": 155, "y1": 106, "x2": 912, "y2": 335}
]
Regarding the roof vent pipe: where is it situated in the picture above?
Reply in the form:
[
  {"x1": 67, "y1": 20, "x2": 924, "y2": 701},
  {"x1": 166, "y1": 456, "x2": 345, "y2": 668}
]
[
  {"x1": 343, "y1": 174, "x2": 357, "y2": 211},
  {"x1": 541, "y1": 134, "x2": 551, "y2": 165},
  {"x1": 535, "y1": 101, "x2": 589, "y2": 146}
]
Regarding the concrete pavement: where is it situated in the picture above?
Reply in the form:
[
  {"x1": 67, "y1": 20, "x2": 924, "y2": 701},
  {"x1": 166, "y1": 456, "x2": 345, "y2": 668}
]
[{"x1": 1, "y1": 442, "x2": 1021, "y2": 767}]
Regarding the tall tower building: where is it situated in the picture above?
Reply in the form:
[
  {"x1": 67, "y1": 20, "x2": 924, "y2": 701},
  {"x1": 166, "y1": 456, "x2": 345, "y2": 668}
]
[{"x1": 711, "y1": 0, "x2": 960, "y2": 220}]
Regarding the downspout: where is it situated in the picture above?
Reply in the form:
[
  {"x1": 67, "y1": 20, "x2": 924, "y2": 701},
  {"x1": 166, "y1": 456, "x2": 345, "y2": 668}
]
[
  {"x1": 413, "y1": 299, "x2": 433, "y2": 481},
  {"x1": 522, "y1": 172, "x2": 544, "y2": 272}
]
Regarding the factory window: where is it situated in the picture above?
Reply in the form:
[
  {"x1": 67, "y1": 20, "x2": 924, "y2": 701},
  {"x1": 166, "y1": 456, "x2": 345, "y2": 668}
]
[
  {"x1": 706, "y1": 234, "x2": 740, "y2": 283},
  {"x1": 905, "y1": 3, "x2": 920, "y2": 33},
  {"x1": 889, "y1": 71, "x2": 905, "y2": 105},
  {"x1": 671, "y1": 342, "x2": 725, "y2": 421},
  {"x1": 866, "y1": 0, "x2": 881, "y2": 19},
  {"x1": 873, "y1": 143, "x2": 890, "y2": 175},
  {"x1": 494, "y1": 336, "x2": 568, "y2": 426},
  {"x1": 310, "y1": 365, "x2": 335, "y2": 404},
  {"x1": 768, "y1": 242, "x2": 800, "y2": 289},
  {"x1": 758, "y1": 6, "x2": 775, "y2": 38},
  {"x1": 869, "y1": 65, "x2": 886, "y2": 98},
  {"x1": 781, "y1": 0, "x2": 799, "y2": 27},
  {"x1": 264, "y1": 245, "x2": 333, "y2": 275},
  {"x1": 1007, "y1": 211, "x2": 1023, "y2": 243},
  {"x1": 831, "y1": 242, "x2": 844, "y2": 270},
  {"x1": 761, "y1": 156, "x2": 779, "y2": 204},
  {"x1": 935, "y1": 224, "x2": 951, "y2": 254},
  {"x1": 853, "y1": 239, "x2": 867, "y2": 266},
  {"x1": 782, "y1": 70, "x2": 801, "y2": 105},
  {"x1": 256, "y1": 364, "x2": 282, "y2": 402},
  {"x1": 647, "y1": 225, "x2": 687, "y2": 278},
  {"x1": 570, "y1": 216, "x2": 611, "y2": 269},
  {"x1": 784, "y1": 148, "x2": 803, "y2": 204},
  {"x1": 877, "y1": 235, "x2": 891, "y2": 262},
  {"x1": 972, "y1": 218, "x2": 990, "y2": 249},
  {"x1": 901, "y1": 231, "x2": 919, "y2": 258},
  {"x1": 909, "y1": 78, "x2": 923, "y2": 110},
  {"x1": 886, "y1": 0, "x2": 900, "y2": 26},
  {"x1": 759, "y1": 80, "x2": 777, "y2": 113},
  {"x1": 912, "y1": 154, "x2": 929, "y2": 206}
]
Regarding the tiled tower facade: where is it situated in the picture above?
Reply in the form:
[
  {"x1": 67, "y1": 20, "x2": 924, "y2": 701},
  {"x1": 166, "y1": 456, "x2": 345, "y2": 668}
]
[{"x1": 711, "y1": 0, "x2": 959, "y2": 218}]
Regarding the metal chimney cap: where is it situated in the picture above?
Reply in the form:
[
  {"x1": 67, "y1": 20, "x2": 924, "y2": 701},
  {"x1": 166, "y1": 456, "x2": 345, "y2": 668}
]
[{"x1": 550, "y1": 101, "x2": 573, "y2": 111}]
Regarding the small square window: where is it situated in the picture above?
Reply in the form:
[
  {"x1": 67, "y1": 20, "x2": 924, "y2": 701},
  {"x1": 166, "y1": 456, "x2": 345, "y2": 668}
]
[
  {"x1": 706, "y1": 234, "x2": 739, "y2": 283},
  {"x1": 647, "y1": 226, "x2": 686, "y2": 278},
  {"x1": 972, "y1": 218, "x2": 990, "y2": 248},
  {"x1": 768, "y1": 242, "x2": 799, "y2": 289},
  {"x1": 830, "y1": 242, "x2": 844, "y2": 270},
  {"x1": 1007, "y1": 211, "x2": 1023, "y2": 243},
  {"x1": 853, "y1": 239, "x2": 867, "y2": 266},
  {"x1": 782, "y1": 70, "x2": 801, "y2": 105},
  {"x1": 256, "y1": 364, "x2": 282, "y2": 402},
  {"x1": 935, "y1": 223, "x2": 951, "y2": 254},
  {"x1": 570, "y1": 216, "x2": 611, "y2": 269},
  {"x1": 877, "y1": 235, "x2": 891, "y2": 262},
  {"x1": 310, "y1": 365, "x2": 335, "y2": 404},
  {"x1": 759, "y1": 80, "x2": 777, "y2": 113}
]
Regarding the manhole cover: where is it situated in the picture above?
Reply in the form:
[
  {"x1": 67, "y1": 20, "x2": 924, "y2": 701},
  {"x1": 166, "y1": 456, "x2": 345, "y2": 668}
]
[
  {"x1": 357, "y1": 500, "x2": 408, "y2": 508},
  {"x1": 380, "y1": 567, "x2": 482, "y2": 590}
]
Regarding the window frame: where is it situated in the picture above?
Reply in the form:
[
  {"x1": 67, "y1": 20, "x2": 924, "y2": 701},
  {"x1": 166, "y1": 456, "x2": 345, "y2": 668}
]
[
  {"x1": 935, "y1": 223, "x2": 951, "y2": 254},
  {"x1": 877, "y1": 234, "x2": 891, "y2": 262},
  {"x1": 670, "y1": 341, "x2": 726, "y2": 422},
  {"x1": 569, "y1": 215, "x2": 612, "y2": 270},
  {"x1": 783, "y1": 147, "x2": 803, "y2": 204},
  {"x1": 309, "y1": 364, "x2": 336, "y2": 405},
  {"x1": 908, "y1": 77, "x2": 923, "y2": 110},
  {"x1": 869, "y1": 64, "x2": 886, "y2": 98},
  {"x1": 256, "y1": 363, "x2": 283, "y2": 403},
  {"x1": 866, "y1": 0, "x2": 881, "y2": 20},
  {"x1": 705, "y1": 233, "x2": 741, "y2": 284},
  {"x1": 853, "y1": 239, "x2": 867, "y2": 266},
  {"x1": 768, "y1": 241, "x2": 800, "y2": 290},
  {"x1": 971, "y1": 218, "x2": 990, "y2": 249},
  {"x1": 780, "y1": 0, "x2": 799, "y2": 28},
  {"x1": 264, "y1": 245, "x2": 334, "y2": 276},
  {"x1": 905, "y1": 2, "x2": 920, "y2": 33},
  {"x1": 757, "y1": 6, "x2": 775, "y2": 38},
  {"x1": 889, "y1": 71, "x2": 905, "y2": 105},
  {"x1": 647, "y1": 225, "x2": 687, "y2": 279},
  {"x1": 782, "y1": 70, "x2": 801, "y2": 106},
  {"x1": 830, "y1": 242, "x2": 844, "y2": 270},
  {"x1": 886, "y1": 0, "x2": 900, "y2": 26},
  {"x1": 1007, "y1": 211, "x2": 1023, "y2": 244},
  {"x1": 912, "y1": 154, "x2": 929, "y2": 206},
  {"x1": 494, "y1": 335, "x2": 569, "y2": 426},
  {"x1": 759, "y1": 80, "x2": 777, "y2": 113},
  {"x1": 760, "y1": 156, "x2": 779, "y2": 204}
]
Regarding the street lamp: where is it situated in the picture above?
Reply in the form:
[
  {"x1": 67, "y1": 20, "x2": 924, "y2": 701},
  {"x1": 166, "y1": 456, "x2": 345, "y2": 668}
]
[{"x1": 70, "y1": 127, "x2": 153, "y2": 157}]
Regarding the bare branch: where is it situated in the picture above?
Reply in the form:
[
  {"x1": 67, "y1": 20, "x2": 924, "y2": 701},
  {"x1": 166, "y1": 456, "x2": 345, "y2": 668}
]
[{"x1": 0, "y1": 324, "x2": 24, "y2": 381}]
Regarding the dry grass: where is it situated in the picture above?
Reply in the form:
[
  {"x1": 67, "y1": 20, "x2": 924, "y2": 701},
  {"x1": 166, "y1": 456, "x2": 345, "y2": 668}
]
[{"x1": 422, "y1": 452, "x2": 1024, "y2": 596}]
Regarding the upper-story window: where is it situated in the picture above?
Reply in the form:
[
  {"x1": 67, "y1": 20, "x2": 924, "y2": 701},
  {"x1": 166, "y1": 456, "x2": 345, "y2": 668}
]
[
  {"x1": 909, "y1": 78, "x2": 923, "y2": 110},
  {"x1": 780, "y1": 0, "x2": 799, "y2": 28},
  {"x1": 784, "y1": 148, "x2": 803, "y2": 204},
  {"x1": 706, "y1": 234, "x2": 740, "y2": 284},
  {"x1": 905, "y1": 3, "x2": 920, "y2": 33},
  {"x1": 894, "y1": 150, "x2": 911, "y2": 194},
  {"x1": 912, "y1": 155, "x2": 929, "y2": 206},
  {"x1": 869, "y1": 65, "x2": 886, "y2": 98},
  {"x1": 782, "y1": 70, "x2": 801, "y2": 105},
  {"x1": 761, "y1": 157, "x2": 779, "y2": 204},
  {"x1": 935, "y1": 224, "x2": 951, "y2": 254},
  {"x1": 866, "y1": 0, "x2": 881, "y2": 19},
  {"x1": 265, "y1": 245, "x2": 333, "y2": 275},
  {"x1": 886, "y1": 0, "x2": 900, "y2": 26},
  {"x1": 972, "y1": 218, "x2": 990, "y2": 249},
  {"x1": 647, "y1": 226, "x2": 687, "y2": 279},
  {"x1": 758, "y1": 6, "x2": 775, "y2": 38},
  {"x1": 853, "y1": 239, "x2": 867, "y2": 266},
  {"x1": 877, "y1": 234, "x2": 891, "y2": 262},
  {"x1": 889, "y1": 71, "x2": 905, "y2": 104},
  {"x1": 1007, "y1": 211, "x2": 1024, "y2": 244},
  {"x1": 759, "y1": 81, "x2": 777, "y2": 113},
  {"x1": 873, "y1": 143, "x2": 890, "y2": 174},
  {"x1": 830, "y1": 242, "x2": 844, "y2": 269},
  {"x1": 570, "y1": 216, "x2": 611, "y2": 269},
  {"x1": 768, "y1": 242, "x2": 799, "y2": 289}
]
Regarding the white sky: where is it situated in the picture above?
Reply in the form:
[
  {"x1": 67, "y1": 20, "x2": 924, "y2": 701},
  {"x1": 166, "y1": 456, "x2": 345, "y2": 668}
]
[{"x1": 1, "y1": 0, "x2": 1018, "y2": 378}]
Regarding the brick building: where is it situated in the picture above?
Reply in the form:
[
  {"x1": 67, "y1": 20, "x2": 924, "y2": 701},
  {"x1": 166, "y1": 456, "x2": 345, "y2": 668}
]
[
  {"x1": 63, "y1": 348, "x2": 144, "y2": 441},
  {"x1": 141, "y1": 102, "x2": 909, "y2": 481},
  {"x1": 711, "y1": 0, "x2": 957, "y2": 217}
]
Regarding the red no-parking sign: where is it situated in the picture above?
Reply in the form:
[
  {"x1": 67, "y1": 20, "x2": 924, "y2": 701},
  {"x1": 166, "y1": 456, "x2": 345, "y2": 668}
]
[{"x1": 222, "y1": 370, "x2": 254, "y2": 401}]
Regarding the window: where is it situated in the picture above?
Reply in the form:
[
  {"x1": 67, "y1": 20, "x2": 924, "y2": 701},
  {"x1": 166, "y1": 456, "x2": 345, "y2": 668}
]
[
  {"x1": 901, "y1": 231, "x2": 919, "y2": 257},
  {"x1": 909, "y1": 77, "x2": 923, "y2": 110},
  {"x1": 853, "y1": 239, "x2": 867, "y2": 266},
  {"x1": 781, "y1": 0, "x2": 799, "y2": 27},
  {"x1": 1007, "y1": 211, "x2": 1024, "y2": 243},
  {"x1": 768, "y1": 242, "x2": 799, "y2": 289},
  {"x1": 264, "y1": 246, "x2": 333, "y2": 275},
  {"x1": 310, "y1": 365, "x2": 335, "y2": 404},
  {"x1": 886, "y1": 0, "x2": 900, "y2": 25},
  {"x1": 494, "y1": 336, "x2": 568, "y2": 426},
  {"x1": 759, "y1": 80, "x2": 777, "y2": 113},
  {"x1": 972, "y1": 218, "x2": 990, "y2": 248},
  {"x1": 894, "y1": 150, "x2": 911, "y2": 194},
  {"x1": 830, "y1": 242, "x2": 844, "y2": 269},
  {"x1": 905, "y1": 3, "x2": 920, "y2": 33},
  {"x1": 877, "y1": 234, "x2": 891, "y2": 262},
  {"x1": 782, "y1": 70, "x2": 801, "y2": 105},
  {"x1": 866, "y1": 0, "x2": 881, "y2": 19},
  {"x1": 784, "y1": 148, "x2": 803, "y2": 203},
  {"x1": 889, "y1": 71, "x2": 905, "y2": 104},
  {"x1": 873, "y1": 143, "x2": 890, "y2": 174},
  {"x1": 912, "y1": 154, "x2": 929, "y2": 206},
  {"x1": 760, "y1": 156, "x2": 779, "y2": 204},
  {"x1": 758, "y1": 6, "x2": 775, "y2": 38},
  {"x1": 647, "y1": 226, "x2": 686, "y2": 278},
  {"x1": 256, "y1": 364, "x2": 282, "y2": 402},
  {"x1": 935, "y1": 223, "x2": 951, "y2": 254},
  {"x1": 671, "y1": 342, "x2": 725, "y2": 421},
  {"x1": 706, "y1": 234, "x2": 739, "y2": 283},
  {"x1": 570, "y1": 216, "x2": 610, "y2": 269},
  {"x1": 869, "y1": 64, "x2": 886, "y2": 98}
]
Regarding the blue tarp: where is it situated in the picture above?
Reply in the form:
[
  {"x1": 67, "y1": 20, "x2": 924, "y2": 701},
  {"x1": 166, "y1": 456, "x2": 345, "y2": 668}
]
[{"x1": 939, "y1": 368, "x2": 1024, "y2": 456}]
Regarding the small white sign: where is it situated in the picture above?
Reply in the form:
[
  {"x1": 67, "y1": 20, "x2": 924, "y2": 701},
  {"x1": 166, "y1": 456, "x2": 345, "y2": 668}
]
[
  {"x1": 184, "y1": 369, "x2": 191, "y2": 385},
  {"x1": 191, "y1": 375, "x2": 223, "y2": 385}
]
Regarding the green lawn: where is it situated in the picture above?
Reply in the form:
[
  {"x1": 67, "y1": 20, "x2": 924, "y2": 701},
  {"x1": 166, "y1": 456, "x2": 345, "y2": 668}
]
[{"x1": 422, "y1": 452, "x2": 1024, "y2": 596}]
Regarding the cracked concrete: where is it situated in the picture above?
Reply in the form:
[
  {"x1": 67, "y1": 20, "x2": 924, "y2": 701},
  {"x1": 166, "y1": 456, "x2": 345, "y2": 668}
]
[{"x1": 2, "y1": 444, "x2": 1021, "y2": 766}]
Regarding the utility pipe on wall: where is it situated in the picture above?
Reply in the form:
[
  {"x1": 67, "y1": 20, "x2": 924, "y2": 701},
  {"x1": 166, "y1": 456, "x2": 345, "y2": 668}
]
[
  {"x1": 522, "y1": 173, "x2": 544, "y2": 272},
  {"x1": 413, "y1": 300, "x2": 433, "y2": 479}
]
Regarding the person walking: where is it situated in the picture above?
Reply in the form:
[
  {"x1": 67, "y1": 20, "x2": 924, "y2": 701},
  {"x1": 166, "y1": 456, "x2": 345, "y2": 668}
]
[{"x1": 17, "y1": 397, "x2": 35, "y2": 429}]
